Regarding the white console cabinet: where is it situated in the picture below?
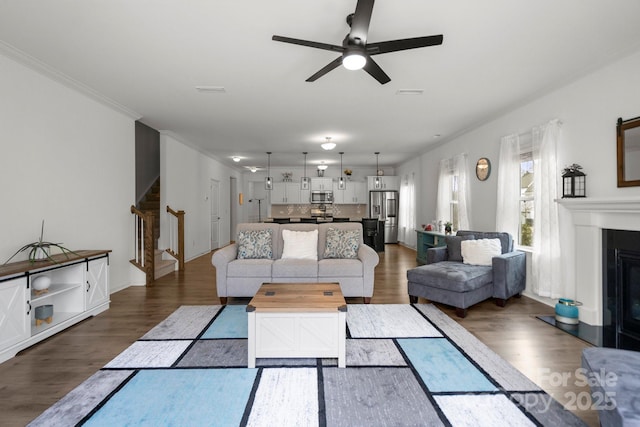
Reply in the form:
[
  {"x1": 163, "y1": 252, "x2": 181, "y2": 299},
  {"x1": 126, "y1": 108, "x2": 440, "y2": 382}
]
[{"x1": 0, "y1": 250, "x2": 110, "y2": 363}]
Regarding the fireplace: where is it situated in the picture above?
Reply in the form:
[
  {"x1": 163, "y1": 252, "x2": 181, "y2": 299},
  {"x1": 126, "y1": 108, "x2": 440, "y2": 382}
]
[{"x1": 602, "y1": 229, "x2": 640, "y2": 350}]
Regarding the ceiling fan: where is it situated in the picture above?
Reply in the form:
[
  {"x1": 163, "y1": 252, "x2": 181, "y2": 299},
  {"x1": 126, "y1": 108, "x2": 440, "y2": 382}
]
[{"x1": 272, "y1": 0, "x2": 443, "y2": 84}]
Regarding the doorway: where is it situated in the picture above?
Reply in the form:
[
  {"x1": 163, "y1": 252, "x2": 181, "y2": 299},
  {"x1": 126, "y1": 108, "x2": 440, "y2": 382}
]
[{"x1": 210, "y1": 179, "x2": 220, "y2": 250}]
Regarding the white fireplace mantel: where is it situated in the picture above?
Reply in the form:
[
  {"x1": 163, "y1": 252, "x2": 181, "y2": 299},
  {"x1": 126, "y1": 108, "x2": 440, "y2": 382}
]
[
  {"x1": 556, "y1": 196, "x2": 640, "y2": 325},
  {"x1": 557, "y1": 196, "x2": 640, "y2": 213}
]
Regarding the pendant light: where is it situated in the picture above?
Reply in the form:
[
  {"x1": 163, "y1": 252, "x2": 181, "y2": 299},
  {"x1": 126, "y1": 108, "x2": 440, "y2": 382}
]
[
  {"x1": 374, "y1": 152, "x2": 381, "y2": 187},
  {"x1": 265, "y1": 152, "x2": 273, "y2": 190},
  {"x1": 301, "y1": 152, "x2": 310, "y2": 190},
  {"x1": 338, "y1": 152, "x2": 345, "y2": 190}
]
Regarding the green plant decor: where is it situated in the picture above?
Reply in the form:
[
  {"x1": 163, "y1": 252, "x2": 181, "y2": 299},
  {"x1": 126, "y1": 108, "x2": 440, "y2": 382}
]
[{"x1": 3, "y1": 220, "x2": 78, "y2": 264}]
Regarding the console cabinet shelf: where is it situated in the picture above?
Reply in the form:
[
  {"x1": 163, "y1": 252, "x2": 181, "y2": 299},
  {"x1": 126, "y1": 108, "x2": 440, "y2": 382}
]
[
  {"x1": 415, "y1": 230, "x2": 446, "y2": 265},
  {"x1": 0, "y1": 250, "x2": 110, "y2": 363}
]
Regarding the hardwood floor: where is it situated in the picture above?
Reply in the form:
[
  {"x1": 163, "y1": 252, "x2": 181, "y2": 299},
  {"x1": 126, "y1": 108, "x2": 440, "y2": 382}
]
[{"x1": 0, "y1": 244, "x2": 598, "y2": 426}]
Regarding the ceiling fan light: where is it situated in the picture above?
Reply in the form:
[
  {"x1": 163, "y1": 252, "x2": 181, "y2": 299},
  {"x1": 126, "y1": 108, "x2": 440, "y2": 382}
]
[{"x1": 343, "y1": 51, "x2": 366, "y2": 70}]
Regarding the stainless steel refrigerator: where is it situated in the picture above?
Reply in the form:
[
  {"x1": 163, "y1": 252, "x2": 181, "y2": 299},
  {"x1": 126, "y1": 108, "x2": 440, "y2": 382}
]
[{"x1": 369, "y1": 190, "x2": 399, "y2": 243}]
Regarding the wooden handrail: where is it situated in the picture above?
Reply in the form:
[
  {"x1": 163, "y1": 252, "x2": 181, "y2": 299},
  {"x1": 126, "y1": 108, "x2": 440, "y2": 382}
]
[
  {"x1": 130, "y1": 205, "x2": 154, "y2": 285},
  {"x1": 166, "y1": 205, "x2": 185, "y2": 271}
]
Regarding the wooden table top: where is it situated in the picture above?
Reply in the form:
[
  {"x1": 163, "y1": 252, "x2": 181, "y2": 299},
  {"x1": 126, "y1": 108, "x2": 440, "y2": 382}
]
[
  {"x1": 247, "y1": 282, "x2": 347, "y2": 313},
  {"x1": 0, "y1": 250, "x2": 111, "y2": 278}
]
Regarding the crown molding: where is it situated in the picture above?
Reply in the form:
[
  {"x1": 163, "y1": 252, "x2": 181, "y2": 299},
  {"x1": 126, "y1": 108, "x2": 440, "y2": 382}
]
[{"x1": 0, "y1": 41, "x2": 141, "y2": 120}]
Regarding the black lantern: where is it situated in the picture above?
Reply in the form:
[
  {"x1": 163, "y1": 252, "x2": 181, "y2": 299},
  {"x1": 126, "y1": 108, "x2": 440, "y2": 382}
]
[{"x1": 562, "y1": 164, "x2": 586, "y2": 198}]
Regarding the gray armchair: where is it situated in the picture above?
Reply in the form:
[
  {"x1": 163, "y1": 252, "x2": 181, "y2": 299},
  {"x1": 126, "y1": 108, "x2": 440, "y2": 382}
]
[{"x1": 407, "y1": 231, "x2": 526, "y2": 317}]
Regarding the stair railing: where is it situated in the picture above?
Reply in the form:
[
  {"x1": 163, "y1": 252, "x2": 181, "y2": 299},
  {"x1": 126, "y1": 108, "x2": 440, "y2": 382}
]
[
  {"x1": 166, "y1": 205, "x2": 185, "y2": 271},
  {"x1": 130, "y1": 205, "x2": 155, "y2": 285}
]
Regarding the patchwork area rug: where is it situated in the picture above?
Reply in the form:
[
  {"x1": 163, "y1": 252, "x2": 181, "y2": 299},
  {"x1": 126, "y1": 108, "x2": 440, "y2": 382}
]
[{"x1": 29, "y1": 304, "x2": 586, "y2": 426}]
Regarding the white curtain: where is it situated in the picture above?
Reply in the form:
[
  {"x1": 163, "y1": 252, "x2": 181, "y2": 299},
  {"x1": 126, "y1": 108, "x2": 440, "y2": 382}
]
[
  {"x1": 453, "y1": 153, "x2": 470, "y2": 230},
  {"x1": 436, "y1": 154, "x2": 470, "y2": 231},
  {"x1": 495, "y1": 134, "x2": 521, "y2": 238},
  {"x1": 532, "y1": 119, "x2": 562, "y2": 297},
  {"x1": 399, "y1": 173, "x2": 417, "y2": 247},
  {"x1": 436, "y1": 158, "x2": 452, "y2": 228}
]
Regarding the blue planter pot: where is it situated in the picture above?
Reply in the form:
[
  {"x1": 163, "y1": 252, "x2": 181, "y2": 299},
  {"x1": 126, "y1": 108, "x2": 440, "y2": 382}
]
[{"x1": 555, "y1": 298, "x2": 581, "y2": 324}]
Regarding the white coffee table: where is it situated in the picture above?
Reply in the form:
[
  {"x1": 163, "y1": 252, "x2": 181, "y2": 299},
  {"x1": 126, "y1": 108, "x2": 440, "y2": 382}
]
[{"x1": 246, "y1": 282, "x2": 347, "y2": 368}]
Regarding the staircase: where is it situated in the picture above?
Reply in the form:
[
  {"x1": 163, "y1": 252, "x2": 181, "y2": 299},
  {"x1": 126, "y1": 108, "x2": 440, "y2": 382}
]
[
  {"x1": 133, "y1": 178, "x2": 177, "y2": 282},
  {"x1": 154, "y1": 249, "x2": 176, "y2": 280},
  {"x1": 138, "y1": 178, "x2": 161, "y2": 248}
]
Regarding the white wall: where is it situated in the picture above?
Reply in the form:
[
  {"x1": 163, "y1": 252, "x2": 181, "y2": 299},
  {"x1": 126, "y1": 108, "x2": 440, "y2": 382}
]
[
  {"x1": 401, "y1": 48, "x2": 640, "y2": 313},
  {"x1": 159, "y1": 134, "x2": 244, "y2": 260},
  {"x1": 0, "y1": 53, "x2": 135, "y2": 292},
  {"x1": 411, "y1": 49, "x2": 640, "y2": 231}
]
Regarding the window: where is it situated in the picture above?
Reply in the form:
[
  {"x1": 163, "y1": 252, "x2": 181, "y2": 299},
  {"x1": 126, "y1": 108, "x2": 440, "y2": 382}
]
[
  {"x1": 450, "y1": 174, "x2": 460, "y2": 231},
  {"x1": 519, "y1": 152, "x2": 534, "y2": 247},
  {"x1": 436, "y1": 154, "x2": 469, "y2": 232}
]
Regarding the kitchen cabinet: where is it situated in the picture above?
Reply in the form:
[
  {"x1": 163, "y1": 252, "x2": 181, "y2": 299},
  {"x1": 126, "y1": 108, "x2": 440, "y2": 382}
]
[
  {"x1": 367, "y1": 175, "x2": 399, "y2": 191},
  {"x1": 271, "y1": 182, "x2": 306, "y2": 204},
  {"x1": 0, "y1": 250, "x2": 110, "y2": 363},
  {"x1": 333, "y1": 180, "x2": 367, "y2": 204},
  {"x1": 311, "y1": 178, "x2": 333, "y2": 191}
]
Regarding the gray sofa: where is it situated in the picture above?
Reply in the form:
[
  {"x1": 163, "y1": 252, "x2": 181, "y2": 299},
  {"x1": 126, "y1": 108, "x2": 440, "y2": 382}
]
[
  {"x1": 582, "y1": 347, "x2": 640, "y2": 427},
  {"x1": 212, "y1": 222, "x2": 379, "y2": 304},
  {"x1": 407, "y1": 231, "x2": 526, "y2": 317}
]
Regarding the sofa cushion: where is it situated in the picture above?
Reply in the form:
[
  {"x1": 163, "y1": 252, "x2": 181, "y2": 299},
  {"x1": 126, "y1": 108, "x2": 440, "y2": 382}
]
[
  {"x1": 445, "y1": 235, "x2": 475, "y2": 262},
  {"x1": 457, "y1": 231, "x2": 513, "y2": 254},
  {"x1": 461, "y1": 239, "x2": 502, "y2": 266},
  {"x1": 318, "y1": 259, "x2": 363, "y2": 277},
  {"x1": 324, "y1": 228, "x2": 360, "y2": 259},
  {"x1": 227, "y1": 259, "x2": 273, "y2": 277},
  {"x1": 407, "y1": 261, "x2": 493, "y2": 292},
  {"x1": 272, "y1": 259, "x2": 318, "y2": 278},
  {"x1": 281, "y1": 229, "x2": 318, "y2": 260},
  {"x1": 237, "y1": 229, "x2": 273, "y2": 259}
]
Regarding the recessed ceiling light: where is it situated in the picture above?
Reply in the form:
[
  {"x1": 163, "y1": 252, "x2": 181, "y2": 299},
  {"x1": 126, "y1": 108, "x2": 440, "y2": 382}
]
[
  {"x1": 232, "y1": 156, "x2": 241, "y2": 162},
  {"x1": 195, "y1": 86, "x2": 226, "y2": 93},
  {"x1": 396, "y1": 89, "x2": 424, "y2": 96}
]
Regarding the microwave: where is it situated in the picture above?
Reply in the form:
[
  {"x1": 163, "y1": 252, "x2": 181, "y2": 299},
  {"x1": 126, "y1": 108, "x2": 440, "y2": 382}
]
[{"x1": 310, "y1": 191, "x2": 333, "y2": 204}]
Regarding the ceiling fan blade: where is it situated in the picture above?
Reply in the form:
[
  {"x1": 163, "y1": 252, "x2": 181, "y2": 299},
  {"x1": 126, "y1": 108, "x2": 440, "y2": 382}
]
[
  {"x1": 306, "y1": 57, "x2": 343, "y2": 82},
  {"x1": 349, "y1": 0, "x2": 374, "y2": 44},
  {"x1": 272, "y1": 35, "x2": 344, "y2": 53},
  {"x1": 367, "y1": 35, "x2": 443, "y2": 55},
  {"x1": 363, "y1": 57, "x2": 391, "y2": 84}
]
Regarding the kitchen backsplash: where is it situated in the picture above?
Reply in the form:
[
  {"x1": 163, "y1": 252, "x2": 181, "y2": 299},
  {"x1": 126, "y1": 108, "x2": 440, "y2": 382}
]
[{"x1": 270, "y1": 204, "x2": 367, "y2": 218}]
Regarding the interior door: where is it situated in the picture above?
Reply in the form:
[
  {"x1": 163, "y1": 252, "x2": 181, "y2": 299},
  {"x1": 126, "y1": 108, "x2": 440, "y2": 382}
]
[{"x1": 210, "y1": 179, "x2": 220, "y2": 250}]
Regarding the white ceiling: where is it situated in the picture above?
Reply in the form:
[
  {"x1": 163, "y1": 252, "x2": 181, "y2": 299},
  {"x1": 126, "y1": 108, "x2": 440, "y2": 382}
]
[{"x1": 2, "y1": 0, "x2": 640, "y2": 172}]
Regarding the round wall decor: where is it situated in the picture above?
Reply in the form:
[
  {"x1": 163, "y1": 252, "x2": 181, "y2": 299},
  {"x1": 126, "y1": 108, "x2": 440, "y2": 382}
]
[{"x1": 476, "y1": 157, "x2": 491, "y2": 181}]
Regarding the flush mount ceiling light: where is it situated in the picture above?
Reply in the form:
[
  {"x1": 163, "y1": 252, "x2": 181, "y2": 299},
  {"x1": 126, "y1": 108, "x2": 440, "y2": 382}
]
[
  {"x1": 265, "y1": 152, "x2": 273, "y2": 190},
  {"x1": 321, "y1": 137, "x2": 336, "y2": 151},
  {"x1": 317, "y1": 163, "x2": 328, "y2": 171},
  {"x1": 232, "y1": 156, "x2": 241, "y2": 162},
  {"x1": 250, "y1": 167, "x2": 257, "y2": 173}
]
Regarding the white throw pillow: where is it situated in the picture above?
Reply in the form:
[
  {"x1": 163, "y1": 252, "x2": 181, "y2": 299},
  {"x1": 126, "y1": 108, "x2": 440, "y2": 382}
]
[
  {"x1": 461, "y1": 238, "x2": 502, "y2": 266},
  {"x1": 281, "y1": 229, "x2": 318, "y2": 260}
]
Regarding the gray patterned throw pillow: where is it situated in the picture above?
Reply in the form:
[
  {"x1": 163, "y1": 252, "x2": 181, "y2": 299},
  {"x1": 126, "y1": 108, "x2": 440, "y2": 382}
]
[
  {"x1": 324, "y1": 228, "x2": 360, "y2": 259},
  {"x1": 237, "y1": 229, "x2": 273, "y2": 259}
]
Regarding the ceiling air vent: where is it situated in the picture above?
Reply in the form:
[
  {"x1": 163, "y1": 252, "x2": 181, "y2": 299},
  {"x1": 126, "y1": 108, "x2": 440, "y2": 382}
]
[
  {"x1": 396, "y1": 89, "x2": 424, "y2": 96},
  {"x1": 195, "y1": 86, "x2": 226, "y2": 93}
]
